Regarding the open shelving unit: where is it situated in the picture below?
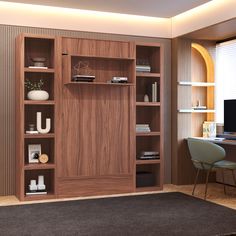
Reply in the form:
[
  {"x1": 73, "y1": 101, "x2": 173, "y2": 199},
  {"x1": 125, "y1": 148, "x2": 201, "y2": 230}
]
[
  {"x1": 16, "y1": 34, "x2": 58, "y2": 201},
  {"x1": 135, "y1": 42, "x2": 164, "y2": 191}
]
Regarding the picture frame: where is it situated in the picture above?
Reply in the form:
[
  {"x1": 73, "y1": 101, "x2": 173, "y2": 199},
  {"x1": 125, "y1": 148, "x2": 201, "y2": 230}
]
[{"x1": 28, "y1": 144, "x2": 41, "y2": 163}]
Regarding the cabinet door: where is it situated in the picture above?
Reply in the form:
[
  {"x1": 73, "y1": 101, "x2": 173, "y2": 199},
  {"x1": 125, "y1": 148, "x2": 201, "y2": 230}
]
[{"x1": 58, "y1": 86, "x2": 134, "y2": 178}]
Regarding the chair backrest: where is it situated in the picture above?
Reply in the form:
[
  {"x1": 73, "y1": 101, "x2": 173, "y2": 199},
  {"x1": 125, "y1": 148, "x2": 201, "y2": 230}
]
[{"x1": 187, "y1": 138, "x2": 225, "y2": 169}]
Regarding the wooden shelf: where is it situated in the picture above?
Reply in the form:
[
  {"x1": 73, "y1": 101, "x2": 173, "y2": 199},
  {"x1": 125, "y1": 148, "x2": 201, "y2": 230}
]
[
  {"x1": 178, "y1": 81, "x2": 215, "y2": 87},
  {"x1": 136, "y1": 72, "x2": 161, "y2": 78},
  {"x1": 136, "y1": 186, "x2": 162, "y2": 192},
  {"x1": 136, "y1": 102, "x2": 160, "y2": 107},
  {"x1": 136, "y1": 132, "x2": 160, "y2": 136},
  {"x1": 24, "y1": 163, "x2": 55, "y2": 170},
  {"x1": 24, "y1": 100, "x2": 55, "y2": 105},
  {"x1": 24, "y1": 133, "x2": 55, "y2": 139},
  {"x1": 70, "y1": 54, "x2": 135, "y2": 61},
  {"x1": 65, "y1": 82, "x2": 135, "y2": 86},
  {"x1": 136, "y1": 159, "x2": 161, "y2": 165},
  {"x1": 178, "y1": 109, "x2": 215, "y2": 113},
  {"x1": 24, "y1": 193, "x2": 55, "y2": 201},
  {"x1": 24, "y1": 67, "x2": 55, "y2": 73}
]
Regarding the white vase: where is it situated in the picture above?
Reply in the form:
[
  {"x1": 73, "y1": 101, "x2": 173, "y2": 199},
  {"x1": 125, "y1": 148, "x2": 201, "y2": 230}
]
[{"x1": 27, "y1": 90, "x2": 49, "y2": 101}]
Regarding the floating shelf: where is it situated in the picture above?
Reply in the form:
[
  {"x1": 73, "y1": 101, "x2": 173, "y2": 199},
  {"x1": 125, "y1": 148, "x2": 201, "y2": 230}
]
[
  {"x1": 24, "y1": 164, "x2": 56, "y2": 170},
  {"x1": 136, "y1": 132, "x2": 160, "y2": 136},
  {"x1": 65, "y1": 82, "x2": 135, "y2": 86},
  {"x1": 24, "y1": 67, "x2": 55, "y2": 73},
  {"x1": 136, "y1": 102, "x2": 160, "y2": 107},
  {"x1": 24, "y1": 100, "x2": 55, "y2": 105},
  {"x1": 24, "y1": 133, "x2": 55, "y2": 139},
  {"x1": 178, "y1": 81, "x2": 215, "y2": 87},
  {"x1": 136, "y1": 159, "x2": 161, "y2": 165},
  {"x1": 136, "y1": 72, "x2": 161, "y2": 78},
  {"x1": 178, "y1": 109, "x2": 215, "y2": 113}
]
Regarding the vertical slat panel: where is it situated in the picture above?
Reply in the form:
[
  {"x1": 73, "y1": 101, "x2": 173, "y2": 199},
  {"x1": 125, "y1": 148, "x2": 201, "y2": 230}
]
[{"x1": 0, "y1": 24, "x2": 171, "y2": 195}]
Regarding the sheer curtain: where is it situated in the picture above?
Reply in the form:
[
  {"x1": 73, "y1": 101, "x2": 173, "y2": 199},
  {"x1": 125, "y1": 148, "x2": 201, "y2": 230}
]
[{"x1": 215, "y1": 39, "x2": 236, "y2": 123}]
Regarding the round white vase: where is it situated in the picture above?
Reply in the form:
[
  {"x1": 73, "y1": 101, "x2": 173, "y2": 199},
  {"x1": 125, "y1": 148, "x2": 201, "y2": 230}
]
[{"x1": 27, "y1": 90, "x2": 49, "y2": 101}]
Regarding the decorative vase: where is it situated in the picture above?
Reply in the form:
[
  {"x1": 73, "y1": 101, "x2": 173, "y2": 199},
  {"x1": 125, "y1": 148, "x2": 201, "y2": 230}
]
[{"x1": 27, "y1": 90, "x2": 49, "y2": 101}]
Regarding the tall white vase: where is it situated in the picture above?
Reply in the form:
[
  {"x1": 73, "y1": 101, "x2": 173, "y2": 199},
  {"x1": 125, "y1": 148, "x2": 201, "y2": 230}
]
[{"x1": 36, "y1": 112, "x2": 51, "y2": 134}]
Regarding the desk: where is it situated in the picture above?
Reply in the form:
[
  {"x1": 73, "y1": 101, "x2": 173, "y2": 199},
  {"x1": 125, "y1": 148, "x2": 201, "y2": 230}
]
[{"x1": 194, "y1": 137, "x2": 236, "y2": 186}]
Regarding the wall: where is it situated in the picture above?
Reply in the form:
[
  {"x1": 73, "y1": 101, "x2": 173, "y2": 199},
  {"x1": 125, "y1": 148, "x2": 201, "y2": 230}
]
[{"x1": 0, "y1": 24, "x2": 171, "y2": 196}]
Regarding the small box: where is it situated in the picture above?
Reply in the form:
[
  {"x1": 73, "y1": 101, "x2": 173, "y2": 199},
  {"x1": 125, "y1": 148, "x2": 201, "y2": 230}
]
[{"x1": 136, "y1": 171, "x2": 155, "y2": 187}]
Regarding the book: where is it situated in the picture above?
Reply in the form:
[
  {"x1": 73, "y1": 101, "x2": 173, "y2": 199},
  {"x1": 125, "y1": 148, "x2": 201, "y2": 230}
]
[
  {"x1": 28, "y1": 66, "x2": 48, "y2": 69},
  {"x1": 203, "y1": 121, "x2": 216, "y2": 138}
]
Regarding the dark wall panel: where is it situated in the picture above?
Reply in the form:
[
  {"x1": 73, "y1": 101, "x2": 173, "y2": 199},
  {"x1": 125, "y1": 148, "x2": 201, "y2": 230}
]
[{"x1": 0, "y1": 24, "x2": 171, "y2": 195}]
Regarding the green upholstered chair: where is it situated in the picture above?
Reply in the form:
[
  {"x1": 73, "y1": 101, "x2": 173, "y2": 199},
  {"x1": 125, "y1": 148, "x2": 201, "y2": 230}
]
[{"x1": 187, "y1": 138, "x2": 236, "y2": 199}]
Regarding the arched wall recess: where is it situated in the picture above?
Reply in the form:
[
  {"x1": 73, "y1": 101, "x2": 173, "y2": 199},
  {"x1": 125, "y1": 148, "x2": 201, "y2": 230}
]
[{"x1": 191, "y1": 43, "x2": 215, "y2": 121}]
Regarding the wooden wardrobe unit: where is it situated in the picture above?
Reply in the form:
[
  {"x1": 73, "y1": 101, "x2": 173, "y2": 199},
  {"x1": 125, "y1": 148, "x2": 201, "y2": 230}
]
[{"x1": 15, "y1": 34, "x2": 164, "y2": 201}]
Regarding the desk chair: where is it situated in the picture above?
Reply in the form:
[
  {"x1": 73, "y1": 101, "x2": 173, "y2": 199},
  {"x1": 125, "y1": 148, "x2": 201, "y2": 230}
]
[{"x1": 187, "y1": 138, "x2": 236, "y2": 199}]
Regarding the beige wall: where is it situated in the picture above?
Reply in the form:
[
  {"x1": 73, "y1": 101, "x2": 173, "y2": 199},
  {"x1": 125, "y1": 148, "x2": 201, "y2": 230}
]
[{"x1": 0, "y1": 24, "x2": 172, "y2": 196}]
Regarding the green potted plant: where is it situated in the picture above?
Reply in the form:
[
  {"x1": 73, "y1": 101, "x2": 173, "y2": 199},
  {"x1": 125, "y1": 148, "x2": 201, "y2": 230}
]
[{"x1": 25, "y1": 79, "x2": 49, "y2": 101}]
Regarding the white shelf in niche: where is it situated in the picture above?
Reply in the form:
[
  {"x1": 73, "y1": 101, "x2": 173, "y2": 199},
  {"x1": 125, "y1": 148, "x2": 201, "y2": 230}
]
[
  {"x1": 178, "y1": 109, "x2": 215, "y2": 113},
  {"x1": 178, "y1": 81, "x2": 215, "y2": 87}
]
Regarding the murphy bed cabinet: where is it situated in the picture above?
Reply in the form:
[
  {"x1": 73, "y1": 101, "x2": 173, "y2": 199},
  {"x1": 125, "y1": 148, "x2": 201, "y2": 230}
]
[{"x1": 16, "y1": 34, "x2": 164, "y2": 201}]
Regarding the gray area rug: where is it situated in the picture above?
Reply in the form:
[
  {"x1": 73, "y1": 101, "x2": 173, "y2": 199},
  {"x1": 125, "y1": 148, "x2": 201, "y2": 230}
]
[{"x1": 0, "y1": 192, "x2": 235, "y2": 236}]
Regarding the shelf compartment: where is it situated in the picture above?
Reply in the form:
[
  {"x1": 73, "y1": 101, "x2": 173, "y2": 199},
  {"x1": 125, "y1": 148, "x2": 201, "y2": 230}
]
[
  {"x1": 136, "y1": 106, "x2": 160, "y2": 132},
  {"x1": 24, "y1": 138, "x2": 54, "y2": 165},
  {"x1": 24, "y1": 101, "x2": 55, "y2": 105},
  {"x1": 24, "y1": 72, "x2": 54, "y2": 100},
  {"x1": 136, "y1": 72, "x2": 161, "y2": 78},
  {"x1": 136, "y1": 186, "x2": 162, "y2": 192},
  {"x1": 136, "y1": 136, "x2": 160, "y2": 159},
  {"x1": 24, "y1": 105, "x2": 54, "y2": 133},
  {"x1": 24, "y1": 37, "x2": 55, "y2": 68},
  {"x1": 136, "y1": 45, "x2": 160, "y2": 74},
  {"x1": 136, "y1": 102, "x2": 160, "y2": 107},
  {"x1": 136, "y1": 76, "x2": 160, "y2": 103},
  {"x1": 136, "y1": 164, "x2": 160, "y2": 189},
  {"x1": 24, "y1": 169, "x2": 55, "y2": 197},
  {"x1": 24, "y1": 164, "x2": 56, "y2": 170},
  {"x1": 63, "y1": 55, "x2": 135, "y2": 84}
]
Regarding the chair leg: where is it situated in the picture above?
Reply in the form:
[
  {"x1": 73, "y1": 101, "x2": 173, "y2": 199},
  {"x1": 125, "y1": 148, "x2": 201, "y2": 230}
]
[
  {"x1": 231, "y1": 169, "x2": 236, "y2": 186},
  {"x1": 204, "y1": 169, "x2": 211, "y2": 200},
  {"x1": 192, "y1": 169, "x2": 200, "y2": 196},
  {"x1": 221, "y1": 169, "x2": 226, "y2": 194}
]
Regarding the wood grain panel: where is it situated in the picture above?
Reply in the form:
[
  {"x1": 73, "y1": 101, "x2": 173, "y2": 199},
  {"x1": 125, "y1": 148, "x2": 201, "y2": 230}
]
[
  {"x1": 58, "y1": 175, "x2": 133, "y2": 197},
  {"x1": 58, "y1": 85, "x2": 132, "y2": 178},
  {"x1": 62, "y1": 38, "x2": 135, "y2": 59}
]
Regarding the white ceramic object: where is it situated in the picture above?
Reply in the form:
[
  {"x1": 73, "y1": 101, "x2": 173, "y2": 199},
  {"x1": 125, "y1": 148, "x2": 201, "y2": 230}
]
[
  {"x1": 27, "y1": 90, "x2": 49, "y2": 101},
  {"x1": 144, "y1": 94, "x2": 149, "y2": 102},
  {"x1": 37, "y1": 112, "x2": 51, "y2": 134}
]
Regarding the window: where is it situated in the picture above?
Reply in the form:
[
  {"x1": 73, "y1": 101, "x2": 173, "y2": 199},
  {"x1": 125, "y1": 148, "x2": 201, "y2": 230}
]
[{"x1": 215, "y1": 39, "x2": 236, "y2": 123}]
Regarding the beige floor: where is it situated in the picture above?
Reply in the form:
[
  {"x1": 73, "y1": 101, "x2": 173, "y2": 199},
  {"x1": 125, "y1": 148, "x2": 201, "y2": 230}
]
[{"x1": 0, "y1": 183, "x2": 235, "y2": 209}]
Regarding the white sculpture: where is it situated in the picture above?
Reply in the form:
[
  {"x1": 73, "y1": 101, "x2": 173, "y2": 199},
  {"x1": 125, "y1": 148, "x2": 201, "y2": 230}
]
[
  {"x1": 29, "y1": 180, "x2": 37, "y2": 191},
  {"x1": 37, "y1": 175, "x2": 46, "y2": 190},
  {"x1": 36, "y1": 112, "x2": 51, "y2": 134}
]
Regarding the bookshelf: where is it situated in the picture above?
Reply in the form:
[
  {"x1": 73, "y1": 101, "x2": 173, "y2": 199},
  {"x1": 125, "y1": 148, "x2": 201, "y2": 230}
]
[
  {"x1": 16, "y1": 34, "x2": 58, "y2": 200},
  {"x1": 135, "y1": 42, "x2": 164, "y2": 191}
]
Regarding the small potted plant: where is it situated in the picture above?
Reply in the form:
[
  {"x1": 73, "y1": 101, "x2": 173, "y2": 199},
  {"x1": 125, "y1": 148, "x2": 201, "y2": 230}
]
[{"x1": 25, "y1": 79, "x2": 49, "y2": 101}]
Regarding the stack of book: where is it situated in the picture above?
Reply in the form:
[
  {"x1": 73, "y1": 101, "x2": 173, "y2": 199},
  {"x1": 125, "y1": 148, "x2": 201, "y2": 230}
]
[
  {"x1": 136, "y1": 65, "x2": 151, "y2": 72},
  {"x1": 136, "y1": 124, "x2": 151, "y2": 132},
  {"x1": 138, "y1": 151, "x2": 160, "y2": 160}
]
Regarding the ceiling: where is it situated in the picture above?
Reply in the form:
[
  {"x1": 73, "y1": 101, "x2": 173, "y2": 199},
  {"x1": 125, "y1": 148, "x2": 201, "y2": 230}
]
[{"x1": 5, "y1": 0, "x2": 212, "y2": 18}]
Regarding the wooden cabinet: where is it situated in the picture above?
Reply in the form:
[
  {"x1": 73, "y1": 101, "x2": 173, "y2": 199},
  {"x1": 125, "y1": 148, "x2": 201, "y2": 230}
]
[
  {"x1": 15, "y1": 34, "x2": 58, "y2": 201},
  {"x1": 135, "y1": 43, "x2": 164, "y2": 191},
  {"x1": 16, "y1": 35, "x2": 165, "y2": 200}
]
